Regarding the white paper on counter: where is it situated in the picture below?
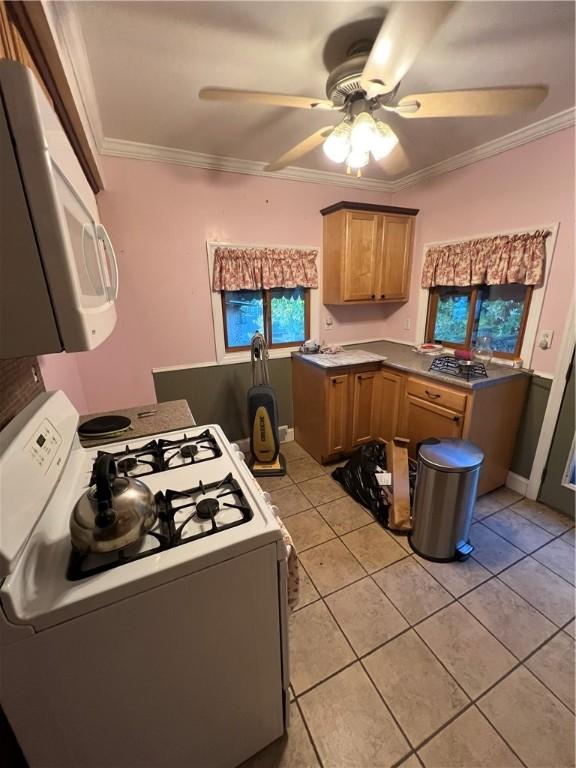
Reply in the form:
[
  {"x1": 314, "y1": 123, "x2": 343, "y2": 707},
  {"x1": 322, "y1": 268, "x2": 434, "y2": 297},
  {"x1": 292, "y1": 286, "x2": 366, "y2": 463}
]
[{"x1": 300, "y1": 350, "x2": 387, "y2": 368}]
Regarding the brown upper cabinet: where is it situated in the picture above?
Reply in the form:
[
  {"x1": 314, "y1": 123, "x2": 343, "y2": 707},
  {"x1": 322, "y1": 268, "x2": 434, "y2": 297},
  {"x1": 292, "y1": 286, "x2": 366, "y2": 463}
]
[
  {"x1": 321, "y1": 202, "x2": 418, "y2": 305},
  {"x1": 0, "y1": 0, "x2": 103, "y2": 192}
]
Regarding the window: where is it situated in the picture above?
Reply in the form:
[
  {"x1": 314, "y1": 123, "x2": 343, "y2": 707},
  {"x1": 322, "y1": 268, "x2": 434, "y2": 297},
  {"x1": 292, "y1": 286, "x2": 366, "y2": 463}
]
[
  {"x1": 426, "y1": 284, "x2": 532, "y2": 358},
  {"x1": 222, "y1": 287, "x2": 309, "y2": 351}
]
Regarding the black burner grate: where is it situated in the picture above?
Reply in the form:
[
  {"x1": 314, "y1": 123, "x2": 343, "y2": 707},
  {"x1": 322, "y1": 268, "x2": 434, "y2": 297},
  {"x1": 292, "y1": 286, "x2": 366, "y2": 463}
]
[
  {"x1": 66, "y1": 473, "x2": 253, "y2": 581},
  {"x1": 428, "y1": 355, "x2": 488, "y2": 381},
  {"x1": 89, "y1": 429, "x2": 222, "y2": 484}
]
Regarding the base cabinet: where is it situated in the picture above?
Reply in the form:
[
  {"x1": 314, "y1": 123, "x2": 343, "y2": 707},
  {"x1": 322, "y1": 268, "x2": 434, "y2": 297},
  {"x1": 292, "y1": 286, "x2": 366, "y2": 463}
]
[
  {"x1": 292, "y1": 356, "x2": 378, "y2": 463},
  {"x1": 350, "y1": 371, "x2": 377, "y2": 447},
  {"x1": 293, "y1": 355, "x2": 529, "y2": 496},
  {"x1": 374, "y1": 370, "x2": 404, "y2": 443},
  {"x1": 327, "y1": 374, "x2": 349, "y2": 454},
  {"x1": 402, "y1": 394, "x2": 464, "y2": 457}
]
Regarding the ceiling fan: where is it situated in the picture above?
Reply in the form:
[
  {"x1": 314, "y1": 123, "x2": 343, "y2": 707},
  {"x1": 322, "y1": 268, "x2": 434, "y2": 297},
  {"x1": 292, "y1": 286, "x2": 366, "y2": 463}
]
[{"x1": 199, "y1": 1, "x2": 548, "y2": 176}]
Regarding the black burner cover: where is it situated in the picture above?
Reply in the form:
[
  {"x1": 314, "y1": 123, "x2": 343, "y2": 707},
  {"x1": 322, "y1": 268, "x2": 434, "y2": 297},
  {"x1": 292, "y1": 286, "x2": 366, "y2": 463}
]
[
  {"x1": 180, "y1": 443, "x2": 199, "y2": 458},
  {"x1": 117, "y1": 456, "x2": 138, "y2": 473},
  {"x1": 196, "y1": 497, "x2": 220, "y2": 520}
]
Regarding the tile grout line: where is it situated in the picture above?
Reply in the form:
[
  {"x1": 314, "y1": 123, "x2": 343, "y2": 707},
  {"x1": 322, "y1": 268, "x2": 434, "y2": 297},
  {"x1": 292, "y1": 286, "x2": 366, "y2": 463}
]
[
  {"x1": 286, "y1": 472, "x2": 574, "y2": 764},
  {"x1": 304, "y1": 580, "x2": 416, "y2": 763},
  {"x1": 293, "y1": 698, "x2": 325, "y2": 768},
  {"x1": 475, "y1": 519, "x2": 575, "y2": 587},
  {"x1": 415, "y1": 519, "x2": 575, "y2": 627},
  {"x1": 295, "y1": 507, "x2": 573, "y2": 626},
  {"x1": 292, "y1": 545, "x2": 572, "y2": 764}
]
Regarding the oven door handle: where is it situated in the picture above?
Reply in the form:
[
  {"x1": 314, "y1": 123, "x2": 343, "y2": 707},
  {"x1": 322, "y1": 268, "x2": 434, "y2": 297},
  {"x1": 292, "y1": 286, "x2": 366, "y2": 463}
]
[{"x1": 96, "y1": 223, "x2": 119, "y2": 301}]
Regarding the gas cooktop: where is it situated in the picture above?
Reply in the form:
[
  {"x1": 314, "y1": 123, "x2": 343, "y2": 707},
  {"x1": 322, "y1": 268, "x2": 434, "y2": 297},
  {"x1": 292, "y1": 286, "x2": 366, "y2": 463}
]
[
  {"x1": 67, "y1": 471, "x2": 254, "y2": 580},
  {"x1": 89, "y1": 429, "x2": 222, "y2": 483}
]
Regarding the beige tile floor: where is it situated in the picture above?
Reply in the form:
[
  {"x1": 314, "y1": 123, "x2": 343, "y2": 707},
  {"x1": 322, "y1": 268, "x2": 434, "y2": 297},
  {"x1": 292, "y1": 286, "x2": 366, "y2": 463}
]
[{"x1": 244, "y1": 442, "x2": 576, "y2": 768}]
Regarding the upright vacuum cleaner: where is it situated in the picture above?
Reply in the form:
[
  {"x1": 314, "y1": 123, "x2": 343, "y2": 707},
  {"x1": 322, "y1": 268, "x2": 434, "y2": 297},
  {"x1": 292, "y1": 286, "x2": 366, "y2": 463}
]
[{"x1": 247, "y1": 331, "x2": 286, "y2": 477}]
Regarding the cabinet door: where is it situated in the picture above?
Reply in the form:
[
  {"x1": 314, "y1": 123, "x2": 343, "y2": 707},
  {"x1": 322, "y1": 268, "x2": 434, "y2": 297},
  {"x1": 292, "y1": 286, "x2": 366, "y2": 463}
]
[
  {"x1": 351, "y1": 371, "x2": 377, "y2": 447},
  {"x1": 0, "y1": 2, "x2": 16, "y2": 59},
  {"x1": 378, "y1": 216, "x2": 413, "y2": 301},
  {"x1": 343, "y1": 212, "x2": 380, "y2": 301},
  {"x1": 375, "y1": 370, "x2": 404, "y2": 443},
  {"x1": 327, "y1": 374, "x2": 349, "y2": 455},
  {"x1": 402, "y1": 394, "x2": 463, "y2": 459}
]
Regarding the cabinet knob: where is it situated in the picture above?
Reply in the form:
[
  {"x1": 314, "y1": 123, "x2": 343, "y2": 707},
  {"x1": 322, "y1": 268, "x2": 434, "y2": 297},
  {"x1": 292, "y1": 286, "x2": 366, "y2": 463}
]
[
  {"x1": 371, "y1": 294, "x2": 375, "y2": 300},
  {"x1": 380, "y1": 294, "x2": 385, "y2": 299},
  {"x1": 453, "y1": 415, "x2": 460, "y2": 422}
]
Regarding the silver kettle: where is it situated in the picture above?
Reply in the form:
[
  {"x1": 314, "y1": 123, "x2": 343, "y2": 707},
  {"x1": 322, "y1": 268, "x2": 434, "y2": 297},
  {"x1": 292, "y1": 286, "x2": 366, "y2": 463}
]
[{"x1": 70, "y1": 453, "x2": 157, "y2": 553}]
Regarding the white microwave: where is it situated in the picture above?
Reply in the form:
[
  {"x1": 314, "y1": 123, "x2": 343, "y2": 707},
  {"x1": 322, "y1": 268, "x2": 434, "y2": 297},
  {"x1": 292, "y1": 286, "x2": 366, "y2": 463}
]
[{"x1": 0, "y1": 60, "x2": 117, "y2": 359}]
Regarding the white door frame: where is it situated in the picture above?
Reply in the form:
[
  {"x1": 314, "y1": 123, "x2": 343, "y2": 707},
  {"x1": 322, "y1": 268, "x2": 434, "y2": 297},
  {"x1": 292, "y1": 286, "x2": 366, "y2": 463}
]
[{"x1": 527, "y1": 301, "x2": 575, "y2": 499}]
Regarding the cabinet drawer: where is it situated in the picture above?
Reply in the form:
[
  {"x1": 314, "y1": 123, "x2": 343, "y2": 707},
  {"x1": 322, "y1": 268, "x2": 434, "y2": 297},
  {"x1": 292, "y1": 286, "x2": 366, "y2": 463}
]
[{"x1": 406, "y1": 378, "x2": 467, "y2": 413}]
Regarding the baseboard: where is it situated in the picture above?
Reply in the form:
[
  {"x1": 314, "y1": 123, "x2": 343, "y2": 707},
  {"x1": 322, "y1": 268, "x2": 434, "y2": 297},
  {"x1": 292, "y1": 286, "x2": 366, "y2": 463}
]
[
  {"x1": 235, "y1": 426, "x2": 293, "y2": 454},
  {"x1": 506, "y1": 471, "x2": 529, "y2": 497}
]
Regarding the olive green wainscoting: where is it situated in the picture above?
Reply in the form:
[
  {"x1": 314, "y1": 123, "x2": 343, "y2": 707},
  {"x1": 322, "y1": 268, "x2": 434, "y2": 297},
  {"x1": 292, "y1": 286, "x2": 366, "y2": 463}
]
[
  {"x1": 153, "y1": 358, "x2": 293, "y2": 444},
  {"x1": 509, "y1": 375, "x2": 552, "y2": 479}
]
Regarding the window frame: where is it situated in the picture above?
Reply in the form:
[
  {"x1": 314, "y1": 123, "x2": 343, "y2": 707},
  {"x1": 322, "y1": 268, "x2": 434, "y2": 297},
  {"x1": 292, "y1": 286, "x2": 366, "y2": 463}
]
[
  {"x1": 221, "y1": 287, "x2": 311, "y2": 353},
  {"x1": 207, "y1": 241, "x2": 321, "y2": 365},
  {"x1": 425, "y1": 284, "x2": 533, "y2": 360}
]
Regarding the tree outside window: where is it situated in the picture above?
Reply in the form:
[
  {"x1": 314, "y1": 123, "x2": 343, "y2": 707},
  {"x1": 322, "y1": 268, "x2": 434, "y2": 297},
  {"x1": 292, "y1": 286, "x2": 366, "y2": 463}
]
[
  {"x1": 427, "y1": 284, "x2": 531, "y2": 358},
  {"x1": 222, "y1": 287, "x2": 309, "y2": 350}
]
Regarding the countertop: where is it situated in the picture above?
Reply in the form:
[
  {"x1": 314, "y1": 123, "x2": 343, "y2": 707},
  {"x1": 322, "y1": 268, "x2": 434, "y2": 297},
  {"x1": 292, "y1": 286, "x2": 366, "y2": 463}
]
[
  {"x1": 78, "y1": 399, "x2": 195, "y2": 447},
  {"x1": 294, "y1": 341, "x2": 530, "y2": 390},
  {"x1": 297, "y1": 350, "x2": 387, "y2": 368}
]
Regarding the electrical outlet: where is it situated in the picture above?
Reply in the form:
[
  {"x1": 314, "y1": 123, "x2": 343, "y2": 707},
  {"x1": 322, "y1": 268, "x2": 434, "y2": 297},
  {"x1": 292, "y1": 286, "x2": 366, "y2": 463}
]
[
  {"x1": 403, "y1": 318, "x2": 411, "y2": 331},
  {"x1": 324, "y1": 314, "x2": 333, "y2": 330},
  {"x1": 538, "y1": 329, "x2": 554, "y2": 350}
]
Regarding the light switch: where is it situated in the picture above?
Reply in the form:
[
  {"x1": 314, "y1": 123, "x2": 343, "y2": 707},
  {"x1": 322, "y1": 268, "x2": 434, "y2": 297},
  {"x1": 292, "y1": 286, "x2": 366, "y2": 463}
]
[
  {"x1": 403, "y1": 318, "x2": 411, "y2": 331},
  {"x1": 324, "y1": 314, "x2": 334, "y2": 329},
  {"x1": 538, "y1": 329, "x2": 554, "y2": 350}
]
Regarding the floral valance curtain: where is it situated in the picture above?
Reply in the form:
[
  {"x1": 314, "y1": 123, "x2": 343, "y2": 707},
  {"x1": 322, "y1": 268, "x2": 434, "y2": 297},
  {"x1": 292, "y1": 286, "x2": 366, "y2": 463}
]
[
  {"x1": 421, "y1": 230, "x2": 549, "y2": 289},
  {"x1": 212, "y1": 246, "x2": 319, "y2": 291}
]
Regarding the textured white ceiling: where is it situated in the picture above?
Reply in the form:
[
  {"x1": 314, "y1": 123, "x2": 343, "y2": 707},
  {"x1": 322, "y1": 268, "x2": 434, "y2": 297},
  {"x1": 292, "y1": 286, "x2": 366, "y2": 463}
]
[{"x1": 75, "y1": 1, "x2": 575, "y2": 180}]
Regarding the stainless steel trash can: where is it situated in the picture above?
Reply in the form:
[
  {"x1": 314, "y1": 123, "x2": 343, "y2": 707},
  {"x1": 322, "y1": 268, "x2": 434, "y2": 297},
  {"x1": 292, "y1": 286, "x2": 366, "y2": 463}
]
[{"x1": 409, "y1": 439, "x2": 484, "y2": 561}]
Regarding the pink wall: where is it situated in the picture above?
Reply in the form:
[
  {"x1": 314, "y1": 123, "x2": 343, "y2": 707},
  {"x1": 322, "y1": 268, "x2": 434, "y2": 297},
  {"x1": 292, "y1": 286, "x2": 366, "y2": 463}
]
[
  {"x1": 40, "y1": 126, "x2": 574, "y2": 413},
  {"x1": 388, "y1": 127, "x2": 575, "y2": 375},
  {"x1": 40, "y1": 163, "x2": 393, "y2": 412},
  {"x1": 39, "y1": 352, "x2": 88, "y2": 413}
]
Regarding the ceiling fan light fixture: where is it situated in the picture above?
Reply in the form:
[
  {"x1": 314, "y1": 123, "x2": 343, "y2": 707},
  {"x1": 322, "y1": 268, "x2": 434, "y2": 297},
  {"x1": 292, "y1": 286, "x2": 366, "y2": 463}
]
[
  {"x1": 347, "y1": 147, "x2": 370, "y2": 170},
  {"x1": 350, "y1": 112, "x2": 376, "y2": 151},
  {"x1": 322, "y1": 121, "x2": 351, "y2": 163},
  {"x1": 371, "y1": 120, "x2": 399, "y2": 160}
]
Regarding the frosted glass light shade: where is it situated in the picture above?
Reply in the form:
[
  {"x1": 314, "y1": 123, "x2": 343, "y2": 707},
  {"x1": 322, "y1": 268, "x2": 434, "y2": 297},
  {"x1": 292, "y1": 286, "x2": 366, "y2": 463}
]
[
  {"x1": 350, "y1": 112, "x2": 376, "y2": 151},
  {"x1": 347, "y1": 148, "x2": 370, "y2": 169},
  {"x1": 371, "y1": 121, "x2": 399, "y2": 160},
  {"x1": 322, "y1": 122, "x2": 351, "y2": 163}
]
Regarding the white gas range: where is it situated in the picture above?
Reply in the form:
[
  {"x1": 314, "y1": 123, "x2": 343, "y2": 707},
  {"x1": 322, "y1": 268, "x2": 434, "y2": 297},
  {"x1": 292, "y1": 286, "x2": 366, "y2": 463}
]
[{"x1": 0, "y1": 391, "x2": 289, "y2": 768}]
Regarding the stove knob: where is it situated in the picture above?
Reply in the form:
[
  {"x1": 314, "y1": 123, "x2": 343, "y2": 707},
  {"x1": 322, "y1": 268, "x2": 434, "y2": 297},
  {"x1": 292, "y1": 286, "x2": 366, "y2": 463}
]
[
  {"x1": 269, "y1": 504, "x2": 280, "y2": 518},
  {"x1": 231, "y1": 443, "x2": 246, "y2": 462},
  {"x1": 262, "y1": 491, "x2": 272, "y2": 504}
]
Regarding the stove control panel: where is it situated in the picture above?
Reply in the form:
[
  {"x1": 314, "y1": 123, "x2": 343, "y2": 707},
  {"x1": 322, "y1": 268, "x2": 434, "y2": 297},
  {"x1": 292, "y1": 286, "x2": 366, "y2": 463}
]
[{"x1": 26, "y1": 418, "x2": 62, "y2": 473}]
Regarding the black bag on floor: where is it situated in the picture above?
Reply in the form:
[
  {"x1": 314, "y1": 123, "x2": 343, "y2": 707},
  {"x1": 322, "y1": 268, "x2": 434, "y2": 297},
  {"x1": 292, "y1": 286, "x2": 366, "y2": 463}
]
[
  {"x1": 332, "y1": 441, "x2": 391, "y2": 526},
  {"x1": 332, "y1": 441, "x2": 418, "y2": 528}
]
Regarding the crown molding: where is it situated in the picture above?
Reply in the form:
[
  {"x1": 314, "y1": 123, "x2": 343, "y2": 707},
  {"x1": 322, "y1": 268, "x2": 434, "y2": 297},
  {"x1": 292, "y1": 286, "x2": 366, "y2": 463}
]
[
  {"x1": 47, "y1": 1, "x2": 105, "y2": 171},
  {"x1": 100, "y1": 106, "x2": 574, "y2": 193},
  {"x1": 52, "y1": 2, "x2": 574, "y2": 194},
  {"x1": 99, "y1": 137, "x2": 395, "y2": 192},
  {"x1": 391, "y1": 107, "x2": 575, "y2": 192}
]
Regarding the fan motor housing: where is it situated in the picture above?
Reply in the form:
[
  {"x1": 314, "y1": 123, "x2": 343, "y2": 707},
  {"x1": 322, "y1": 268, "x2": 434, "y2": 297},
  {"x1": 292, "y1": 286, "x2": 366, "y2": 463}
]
[{"x1": 325, "y1": 53, "x2": 369, "y2": 106}]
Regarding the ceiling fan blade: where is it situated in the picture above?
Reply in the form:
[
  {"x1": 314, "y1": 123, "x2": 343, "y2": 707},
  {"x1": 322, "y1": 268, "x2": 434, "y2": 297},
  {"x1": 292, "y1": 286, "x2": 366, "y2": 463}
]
[
  {"x1": 199, "y1": 87, "x2": 335, "y2": 111},
  {"x1": 266, "y1": 127, "x2": 335, "y2": 172},
  {"x1": 395, "y1": 86, "x2": 549, "y2": 118},
  {"x1": 361, "y1": 2, "x2": 455, "y2": 98}
]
